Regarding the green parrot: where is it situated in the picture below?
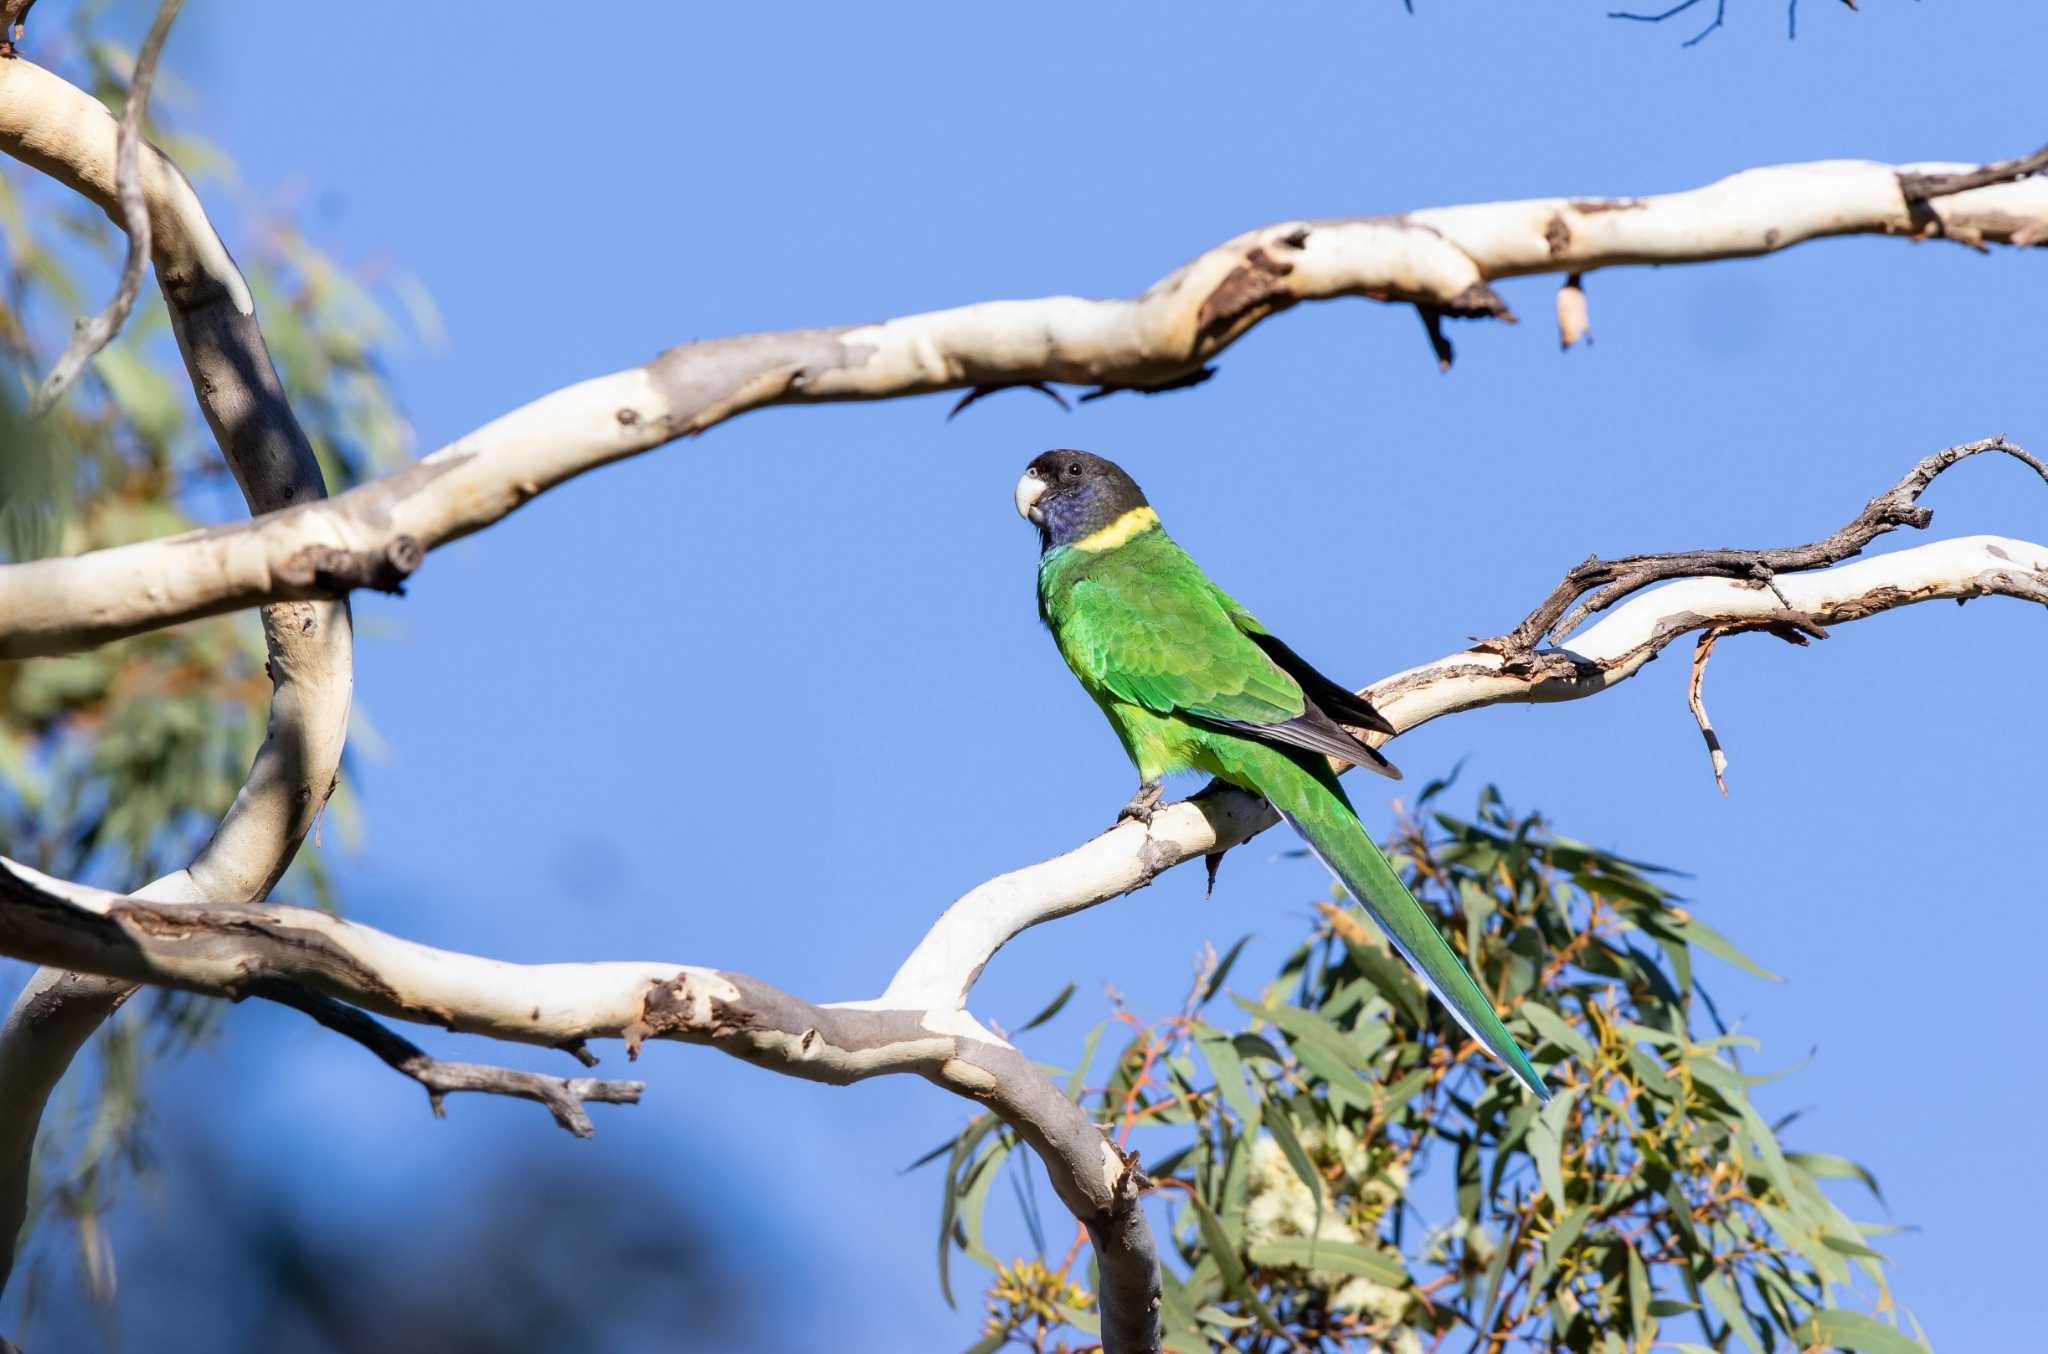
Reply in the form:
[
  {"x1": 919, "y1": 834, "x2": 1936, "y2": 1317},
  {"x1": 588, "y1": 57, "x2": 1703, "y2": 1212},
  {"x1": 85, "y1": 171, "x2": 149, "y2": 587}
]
[{"x1": 1015, "y1": 449, "x2": 1546, "y2": 1101}]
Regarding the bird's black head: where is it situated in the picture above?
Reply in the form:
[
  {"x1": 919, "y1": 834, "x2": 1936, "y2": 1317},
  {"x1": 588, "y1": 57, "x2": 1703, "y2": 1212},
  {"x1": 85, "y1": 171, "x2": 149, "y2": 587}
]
[{"x1": 1015, "y1": 450, "x2": 1152, "y2": 550}]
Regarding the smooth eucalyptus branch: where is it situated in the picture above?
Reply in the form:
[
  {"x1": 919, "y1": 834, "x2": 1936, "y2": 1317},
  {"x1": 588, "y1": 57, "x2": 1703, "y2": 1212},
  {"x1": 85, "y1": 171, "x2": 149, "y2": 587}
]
[
  {"x1": 2, "y1": 513, "x2": 2041, "y2": 1352},
  {"x1": 23, "y1": 0, "x2": 181, "y2": 417},
  {"x1": 1, "y1": 152, "x2": 2046, "y2": 658},
  {"x1": 0, "y1": 535, "x2": 2037, "y2": 1348},
  {"x1": 0, "y1": 48, "x2": 351, "y2": 1289},
  {"x1": 883, "y1": 531, "x2": 2047, "y2": 1010},
  {"x1": 0, "y1": 858, "x2": 1163, "y2": 1354}
]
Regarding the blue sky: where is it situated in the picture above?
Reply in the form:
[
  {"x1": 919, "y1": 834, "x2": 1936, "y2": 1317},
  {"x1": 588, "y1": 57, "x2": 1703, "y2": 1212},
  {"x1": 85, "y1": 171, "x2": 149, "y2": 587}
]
[{"x1": 11, "y1": 1, "x2": 2048, "y2": 1348}]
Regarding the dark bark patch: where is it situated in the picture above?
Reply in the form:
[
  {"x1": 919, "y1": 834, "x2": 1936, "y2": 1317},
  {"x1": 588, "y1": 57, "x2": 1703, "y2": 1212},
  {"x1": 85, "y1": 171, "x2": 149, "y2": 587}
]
[
  {"x1": 1568, "y1": 197, "x2": 1646, "y2": 215},
  {"x1": 1195, "y1": 246, "x2": 1296, "y2": 342}
]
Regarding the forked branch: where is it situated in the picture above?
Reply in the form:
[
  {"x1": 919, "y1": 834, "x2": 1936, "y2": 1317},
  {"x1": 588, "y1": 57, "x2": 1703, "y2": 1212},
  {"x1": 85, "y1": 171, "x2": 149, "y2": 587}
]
[
  {"x1": 23, "y1": 0, "x2": 182, "y2": 417},
  {"x1": 1485, "y1": 436, "x2": 2048, "y2": 654},
  {"x1": 250, "y1": 981, "x2": 643, "y2": 1139}
]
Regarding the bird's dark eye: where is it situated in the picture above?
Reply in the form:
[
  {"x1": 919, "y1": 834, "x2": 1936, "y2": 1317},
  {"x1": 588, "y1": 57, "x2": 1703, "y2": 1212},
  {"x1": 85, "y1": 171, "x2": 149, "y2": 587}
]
[{"x1": 1065, "y1": 462, "x2": 1082, "y2": 477}]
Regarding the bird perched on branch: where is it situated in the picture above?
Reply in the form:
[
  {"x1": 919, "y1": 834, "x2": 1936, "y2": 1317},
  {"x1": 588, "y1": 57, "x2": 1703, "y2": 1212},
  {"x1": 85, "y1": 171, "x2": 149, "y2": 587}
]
[{"x1": 1015, "y1": 449, "x2": 1546, "y2": 1100}]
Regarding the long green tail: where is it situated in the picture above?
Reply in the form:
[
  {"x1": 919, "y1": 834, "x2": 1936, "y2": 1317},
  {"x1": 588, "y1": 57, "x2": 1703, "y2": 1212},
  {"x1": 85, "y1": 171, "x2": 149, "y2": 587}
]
[{"x1": 1223, "y1": 739, "x2": 1548, "y2": 1101}]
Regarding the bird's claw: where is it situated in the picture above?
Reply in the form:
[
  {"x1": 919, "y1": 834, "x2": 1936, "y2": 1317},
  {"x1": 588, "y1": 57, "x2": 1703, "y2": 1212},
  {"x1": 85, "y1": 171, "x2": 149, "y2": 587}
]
[{"x1": 1116, "y1": 781, "x2": 1165, "y2": 829}]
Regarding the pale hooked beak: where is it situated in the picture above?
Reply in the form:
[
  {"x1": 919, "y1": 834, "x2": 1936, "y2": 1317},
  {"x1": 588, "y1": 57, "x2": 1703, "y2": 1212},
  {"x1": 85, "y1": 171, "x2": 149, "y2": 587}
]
[{"x1": 1014, "y1": 469, "x2": 1047, "y2": 524}]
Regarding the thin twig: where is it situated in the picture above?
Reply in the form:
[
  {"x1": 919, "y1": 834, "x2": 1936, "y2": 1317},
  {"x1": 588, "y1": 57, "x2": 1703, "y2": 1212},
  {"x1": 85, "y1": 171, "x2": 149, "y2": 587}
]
[
  {"x1": 1608, "y1": 0, "x2": 1727, "y2": 47},
  {"x1": 1483, "y1": 436, "x2": 2048, "y2": 654},
  {"x1": 1687, "y1": 630, "x2": 1731, "y2": 795},
  {"x1": 25, "y1": 0, "x2": 183, "y2": 418},
  {"x1": 246, "y1": 978, "x2": 643, "y2": 1139},
  {"x1": 1899, "y1": 141, "x2": 2048, "y2": 204},
  {"x1": 1684, "y1": 615, "x2": 1826, "y2": 793},
  {"x1": 947, "y1": 381, "x2": 1071, "y2": 420}
]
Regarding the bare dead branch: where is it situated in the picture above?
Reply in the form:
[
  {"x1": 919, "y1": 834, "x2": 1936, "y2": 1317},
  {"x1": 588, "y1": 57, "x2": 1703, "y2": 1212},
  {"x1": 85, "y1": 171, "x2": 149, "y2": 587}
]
[
  {"x1": 947, "y1": 381, "x2": 1071, "y2": 420},
  {"x1": 249, "y1": 980, "x2": 642, "y2": 1139},
  {"x1": 1484, "y1": 436, "x2": 2048, "y2": 655},
  {"x1": 1686, "y1": 617, "x2": 1827, "y2": 794},
  {"x1": 1417, "y1": 305, "x2": 1454, "y2": 371},
  {"x1": 23, "y1": 0, "x2": 181, "y2": 418},
  {"x1": 1608, "y1": 0, "x2": 1727, "y2": 48},
  {"x1": 1899, "y1": 141, "x2": 2048, "y2": 204},
  {"x1": 1687, "y1": 628, "x2": 1730, "y2": 794}
]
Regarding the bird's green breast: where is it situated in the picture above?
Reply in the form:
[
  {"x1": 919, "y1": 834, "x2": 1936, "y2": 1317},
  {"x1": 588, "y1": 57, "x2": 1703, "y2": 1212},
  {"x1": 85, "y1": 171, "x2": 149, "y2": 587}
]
[{"x1": 1039, "y1": 525, "x2": 1226, "y2": 782}]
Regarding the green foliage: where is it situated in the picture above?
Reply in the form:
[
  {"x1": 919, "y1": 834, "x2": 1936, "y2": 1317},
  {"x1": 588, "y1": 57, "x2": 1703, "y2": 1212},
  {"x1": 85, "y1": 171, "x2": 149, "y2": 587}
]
[
  {"x1": 938, "y1": 786, "x2": 1919, "y2": 1353},
  {"x1": 0, "y1": 6, "x2": 420, "y2": 1313}
]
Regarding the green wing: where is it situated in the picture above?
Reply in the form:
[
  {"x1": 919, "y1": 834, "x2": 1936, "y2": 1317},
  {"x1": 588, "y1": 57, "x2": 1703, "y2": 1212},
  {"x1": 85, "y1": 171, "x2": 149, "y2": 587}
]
[
  {"x1": 1047, "y1": 535, "x2": 1393, "y2": 772},
  {"x1": 1049, "y1": 541, "x2": 1306, "y2": 727},
  {"x1": 1209, "y1": 582, "x2": 1398, "y2": 739}
]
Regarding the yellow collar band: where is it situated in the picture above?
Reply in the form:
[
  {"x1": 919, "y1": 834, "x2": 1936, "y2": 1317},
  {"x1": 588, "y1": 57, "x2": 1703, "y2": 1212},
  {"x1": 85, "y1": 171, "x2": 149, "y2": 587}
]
[{"x1": 1073, "y1": 506, "x2": 1160, "y2": 552}]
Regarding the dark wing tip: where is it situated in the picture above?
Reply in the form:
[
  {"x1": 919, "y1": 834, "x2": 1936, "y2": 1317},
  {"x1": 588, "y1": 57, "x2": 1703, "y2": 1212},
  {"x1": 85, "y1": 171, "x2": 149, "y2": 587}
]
[
  {"x1": 1343, "y1": 735, "x2": 1402, "y2": 781},
  {"x1": 1209, "y1": 710, "x2": 1404, "y2": 780}
]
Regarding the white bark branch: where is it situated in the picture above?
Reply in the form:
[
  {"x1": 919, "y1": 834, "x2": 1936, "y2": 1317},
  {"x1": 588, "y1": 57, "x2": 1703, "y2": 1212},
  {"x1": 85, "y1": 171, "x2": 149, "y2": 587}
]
[
  {"x1": 1, "y1": 153, "x2": 2044, "y2": 658},
  {"x1": 0, "y1": 52, "x2": 350, "y2": 1286},
  {"x1": 882, "y1": 533, "x2": 2047, "y2": 1010},
  {"x1": 4, "y1": 51, "x2": 2044, "y2": 1344},
  {"x1": 0, "y1": 527, "x2": 2036, "y2": 1345},
  {"x1": 0, "y1": 858, "x2": 1163, "y2": 1353},
  {"x1": 0, "y1": 529, "x2": 2038, "y2": 1348}
]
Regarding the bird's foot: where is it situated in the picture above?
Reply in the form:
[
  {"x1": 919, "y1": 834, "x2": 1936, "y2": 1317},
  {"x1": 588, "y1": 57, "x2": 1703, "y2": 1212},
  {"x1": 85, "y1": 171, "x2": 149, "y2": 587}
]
[{"x1": 1116, "y1": 780, "x2": 1166, "y2": 829}]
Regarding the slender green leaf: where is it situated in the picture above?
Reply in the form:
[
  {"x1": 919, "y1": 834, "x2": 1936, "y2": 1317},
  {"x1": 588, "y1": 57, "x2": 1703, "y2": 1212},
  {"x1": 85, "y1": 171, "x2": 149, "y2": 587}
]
[
  {"x1": 958, "y1": 1138, "x2": 1013, "y2": 1270},
  {"x1": 1065, "y1": 1021, "x2": 1107, "y2": 1099},
  {"x1": 1795, "y1": 1310, "x2": 1930, "y2": 1354},
  {"x1": 1529, "y1": 1088, "x2": 1582, "y2": 1209},
  {"x1": 1263, "y1": 1110, "x2": 1323, "y2": 1241},
  {"x1": 1193, "y1": 1024, "x2": 1261, "y2": 1130},
  {"x1": 1017, "y1": 982, "x2": 1076, "y2": 1033},
  {"x1": 1337, "y1": 922, "x2": 1427, "y2": 1027},
  {"x1": 936, "y1": 1115, "x2": 1000, "y2": 1306},
  {"x1": 1185, "y1": 1192, "x2": 1288, "y2": 1339},
  {"x1": 1290, "y1": 1037, "x2": 1379, "y2": 1110},
  {"x1": 1248, "y1": 1238, "x2": 1408, "y2": 1286},
  {"x1": 1626, "y1": 1242, "x2": 1651, "y2": 1346},
  {"x1": 1202, "y1": 932, "x2": 1255, "y2": 1004},
  {"x1": 1700, "y1": 1273, "x2": 1764, "y2": 1354},
  {"x1": 1787, "y1": 1151, "x2": 1888, "y2": 1207},
  {"x1": 1819, "y1": 1234, "x2": 1889, "y2": 1261},
  {"x1": 1520, "y1": 1001, "x2": 1597, "y2": 1066},
  {"x1": 1673, "y1": 914, "x2": 1781, "y2": 981},
  {"x1": 903, "y1": 1135, "x2": 960, "y2": 1173},
  {"x1": 1539, "y1": 1205, "x2": 1591, "y2": 1288}
]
